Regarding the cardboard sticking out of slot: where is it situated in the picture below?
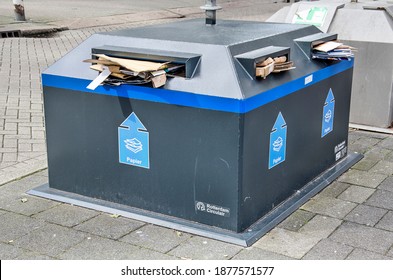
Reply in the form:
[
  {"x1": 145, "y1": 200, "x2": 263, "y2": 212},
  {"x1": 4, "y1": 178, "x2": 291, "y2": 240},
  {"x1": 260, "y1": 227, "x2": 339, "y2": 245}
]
[
  {"x1": 235, "y1": 46, "x2": 290, "y2": 79},
  {"x1": 92, "y1": 45, "x2": 201, "y2": 79},
  {"x1": 294, "y1": 33, "x2": 338, "y2": 59}
]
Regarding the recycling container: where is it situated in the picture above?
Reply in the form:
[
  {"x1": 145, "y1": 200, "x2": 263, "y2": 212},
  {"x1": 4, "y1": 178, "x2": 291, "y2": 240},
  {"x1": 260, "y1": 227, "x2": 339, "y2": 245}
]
[
  {"x1": 30, "y1": 19, "x2": 362, "y2": 246},
  {"x1": 268, "y1": 0, "x2": 393, "y2": 128}
]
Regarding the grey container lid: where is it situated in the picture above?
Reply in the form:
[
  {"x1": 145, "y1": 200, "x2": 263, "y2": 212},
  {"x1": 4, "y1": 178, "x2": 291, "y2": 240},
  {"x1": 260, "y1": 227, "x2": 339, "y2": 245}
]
[{"x1": 43, "y1": 19, "x2": 335, "y2": 101}]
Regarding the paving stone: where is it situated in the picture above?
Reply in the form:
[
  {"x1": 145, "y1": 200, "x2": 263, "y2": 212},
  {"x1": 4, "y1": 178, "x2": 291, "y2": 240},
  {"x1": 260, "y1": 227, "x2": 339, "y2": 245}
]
[
  {"x1": 378, "y1": 137, "x2": 393, "y2": 150},
  {"x1": 0, "y1": 212, "x2": 44, "y2": 243},
  {"x1": 13, "y1": 251, "x2": 55, "y2": 260},
  {"x1": 345, "y1": 205, "x2": 387, "y2": 226},
  {"x1": 254, "y1": 228, "x2": 320, "y2": 259},
  {"x1": 364, "y1": 147, "x2": 393, "y2": 161},
  {"x1": 0, "y1": 193, "x2": 59, "y2": 216},
  {"x1": 330, "y1": 222, "x2": 393, "y2": 254},
  {"x1": 75, "y1": 213, "x2": 145, "y2": 239},
  {"x1": 375, "y1": 211, "x2": 393, "y2": 232},
  {"x1": 33, "y1": 204, "x2": 99, "y2": 227},
  {"x1": 369, "y1": 161, "x2": 393, "y2": 175},
  {"x1": 366, "y1": 190, "x2": 393, "y2": 211},
  {"x1": 14, "y1": 223, "x2": 88, "y2": 258},
  {"x1": 347, "y1": 248, "x2": 392, "y2": 260},
  {"x1": 378, "y1": 176, "x2": 393, "y2": 192},
  {"x1": 168, "y1": 236, "x2": 242, "y2": 260},
  {"x1": 348, "y1": 131, "x2": 362, "y2": 144},
  {"x1": 350, "y1": 130, "x2": 388, "y2": 140},
  {"x1": 0, "y1": 242, "x2": 31, "y2": 260},
  {"x1": 353, "y1": 137, "x2": 381, "y2": 148},
  {"x1": 59, "y1": 236, "x2": 177, "y2": 260},
  {"x1": 317, "y1": 181, "x2": 350, "y2": 198},
  {"x1": 351, "y1": 158, "x2": 378, "y2": 171},
  {"x1": 232, "y1": 247, "x2": 294, "y2": 260},
  {"x1": 301, "y1": 196, "x2": 356, "y2": 219},
  {"x1": 338, "y1": 169, "x2": 387, "y2": 188},
  {"x1": 120, "y1": 224, "x2": 191, "y2": 253},
  {"x1": 277, "y1": 209, "x2": 315, "y2": 232},
  {"x1": 338, "y1": 185, "x2": 375, "y2": 203},
  {"x1": 384, "y1": 151, "x2": 393, "y2": 162},
  {"x1": 298, "y1": 215, "x2": 342, "y2": 239},
  {"x1": 302, "y1": 239, "x2": 353, "y2": 260},
  {"x1": 348, "y1": 143, "x2": 369, "y2": 154}
]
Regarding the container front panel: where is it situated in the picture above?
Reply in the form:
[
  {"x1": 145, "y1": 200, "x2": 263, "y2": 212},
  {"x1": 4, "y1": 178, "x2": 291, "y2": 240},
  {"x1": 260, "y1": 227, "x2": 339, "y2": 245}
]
[{"x1": 43, "y1": 87, "x2": 241, "y2": 231}]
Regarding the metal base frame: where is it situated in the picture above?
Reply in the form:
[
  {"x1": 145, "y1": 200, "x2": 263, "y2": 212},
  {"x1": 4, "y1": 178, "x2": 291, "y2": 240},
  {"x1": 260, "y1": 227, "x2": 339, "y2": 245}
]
[{"x1": 28, "y1": 153, "x2": 362, "y2": 247}]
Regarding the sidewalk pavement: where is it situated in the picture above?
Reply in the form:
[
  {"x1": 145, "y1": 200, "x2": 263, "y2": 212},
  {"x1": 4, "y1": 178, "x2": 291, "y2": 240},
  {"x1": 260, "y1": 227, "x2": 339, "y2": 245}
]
[{"x1": 1, "y1": 0, "x2": 393, "y2": 260}]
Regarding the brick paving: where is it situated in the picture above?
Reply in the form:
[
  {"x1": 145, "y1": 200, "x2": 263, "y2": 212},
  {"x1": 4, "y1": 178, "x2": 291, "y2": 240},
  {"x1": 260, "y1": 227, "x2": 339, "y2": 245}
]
[{"x1": 1, "y1": 1, "x2": 393, "y2": 260}]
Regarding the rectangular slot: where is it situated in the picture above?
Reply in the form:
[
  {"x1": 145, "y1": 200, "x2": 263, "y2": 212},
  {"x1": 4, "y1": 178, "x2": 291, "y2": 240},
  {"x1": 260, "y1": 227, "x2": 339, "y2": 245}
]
[
  {"x1": 235, "y1": 46, "x2": 291, "y2": 79},
  {"x1": 294, "y1": 33, "x2": 338, "y2": 59},
  {"x1": 91, "y1": 45, "x2": 201, "y2": 79}
]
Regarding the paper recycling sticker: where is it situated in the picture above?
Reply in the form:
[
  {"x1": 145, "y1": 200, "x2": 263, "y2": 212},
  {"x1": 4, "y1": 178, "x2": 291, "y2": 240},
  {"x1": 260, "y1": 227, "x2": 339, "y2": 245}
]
[{"x1": 118, "y1": 112, "x2": 150, "y2": 169}]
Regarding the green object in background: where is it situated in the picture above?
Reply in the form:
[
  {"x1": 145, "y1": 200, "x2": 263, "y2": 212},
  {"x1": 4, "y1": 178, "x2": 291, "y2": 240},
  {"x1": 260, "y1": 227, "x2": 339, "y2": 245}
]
[{"x1": 292, "y1": 7, "x2": 328, "y2": 27}]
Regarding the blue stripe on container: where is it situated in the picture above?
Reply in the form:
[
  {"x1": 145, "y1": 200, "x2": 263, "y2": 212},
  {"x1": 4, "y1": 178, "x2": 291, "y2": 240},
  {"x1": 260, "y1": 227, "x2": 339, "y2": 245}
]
[{"x1": 42, "y1": 60, "x2": 353, "y2": 114}]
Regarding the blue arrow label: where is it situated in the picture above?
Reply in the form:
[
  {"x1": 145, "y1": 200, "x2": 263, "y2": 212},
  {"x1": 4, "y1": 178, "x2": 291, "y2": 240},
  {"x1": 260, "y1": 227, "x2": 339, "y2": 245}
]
[
  {"x1": 321, "y1": 88, "x2": 335, "y2": 138},
  {"x1": 269, "y1": 112, "x2": 287, "y2": 169},
  {"x1": 118, "y1": 112, "x2": 150, "y2": 169}
]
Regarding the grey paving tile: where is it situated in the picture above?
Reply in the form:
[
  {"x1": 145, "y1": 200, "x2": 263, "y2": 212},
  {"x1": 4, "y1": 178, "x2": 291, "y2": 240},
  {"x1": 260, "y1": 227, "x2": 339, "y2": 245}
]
[
  {"x1": 168, "y1": 236, "x2": 242, "y2": 260},
  {"x1": 0, "y1": 173, "x2": 49, "y2": 194},
  {"x1": 0, "y1": 242, "x2": 30, "y2": 260},
  {"x1": 232, "y1": 247, "x2": 294, "y2": 260},
  {"x1": 378, "y1": 176, "x2": 393, "y2": 192},
  {"x1": 353, "y1": 137, "x2": 381, "y2": 148},
  {"x1": 0, "y1": 212, "x2": 44, "y2": 243},
  {"x1": 364, "y1": 147, "x2": 393, "y2": 161},
  {"x1": 338, "y1": 169, "x2": 387, "y2": 188},
  {"x1": 350, "y1": 131, "x2": 387, "y2": 140},
  {"x1": 330, "y1": 222, "x2": 393, "y2": 254},
  {"x1": 338, "y1": 185, "x2": 375, "y2": 203},
  {"x1": 347, "y1": 248, "x2": 392, "y2": 260},
  {"x1": 369, "y1": 161, "x2": 393, "y2": 175},
  {"x1": 254, "y1": 228, "x2": 320, "y2": 259},
  {"x1": 120, "y1": 224, "x2": 191, "y2": 253},
  {"x1": 351, "y1": 158, "x2": 378, "y2": 171},
  {"x1": 0, "y1": 209, "x2": 6, "y2": 216},
  {"x1": 378, "y1": 137, "x2": 393, "y2": 150},
  {"x1": 375, "y1": 211, "x2": 393, "y2": 232},
  {"x1": 75, "y1": 213, "x2": 145, "y2": 239},
  {"x1": 366, "y1": 190, "x2": 393, "y2": 211},
  {"x1": 317, "y1": 181, "x2": 350, "y2": 198},
  {"x1": 348, "y1": 132, "x2": 362, "y2": 144},
  {"x1": 298, "y1": 215, "x2": 342, "y2": 239},
  {"x1": 302, "y1": 239, "x2": 353, "y2": 260},
  {"x1": 33, "y1": 204, "x2": 99, "y2": 227},
  {"x1": 384, "y1": 151, "x2": 393, "y2": 163},
  {"x1": 0, "y1": 194, "x2": 59, "y2": 216},
  {"x1": 300, "y1": 196, "x2": 356, "y2": 219},
  {"x1": 344, "y1": 205, "x2": 387, "y2": 226},
  {"x1": 14, "y1": 223, "x2": 88, "y2": 258},
  {"x1": 348, "y1": 143, "x2": 369, "y2": 154},
  {"x1": 59, "y1": 236, "x2": 177, "y2": 260},
  {"x1": 277, "y1": 209, "x2": 315, "y2": 232},
  {"x1": 13, "y1": 251, "x2": 55, "y2": 260}
]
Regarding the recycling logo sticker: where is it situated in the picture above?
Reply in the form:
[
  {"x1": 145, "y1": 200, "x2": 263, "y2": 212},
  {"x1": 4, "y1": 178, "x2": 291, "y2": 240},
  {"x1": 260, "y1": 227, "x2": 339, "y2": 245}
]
[
  {"x1": 269, "y1": 112, "x2": 287, "y2": 169},
  {"x1": 118, "y1": 112, "x2": 150, "y2": 169},
  {"x1": 322, "y1": 88, "x2": 335, "y2": 138}
]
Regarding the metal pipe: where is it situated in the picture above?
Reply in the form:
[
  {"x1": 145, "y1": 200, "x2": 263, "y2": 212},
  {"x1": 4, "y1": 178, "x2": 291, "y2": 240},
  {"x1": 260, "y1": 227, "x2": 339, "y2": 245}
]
[{"x1": 200, "y1": 0, "x2": 221, "y2": 25}]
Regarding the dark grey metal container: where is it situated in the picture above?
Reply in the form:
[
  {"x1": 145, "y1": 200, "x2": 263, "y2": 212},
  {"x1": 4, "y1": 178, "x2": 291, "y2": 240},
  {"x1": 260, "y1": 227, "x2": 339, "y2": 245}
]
[{"x1": 30, "y1": 19, "x2": 361, "y2": 246}]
